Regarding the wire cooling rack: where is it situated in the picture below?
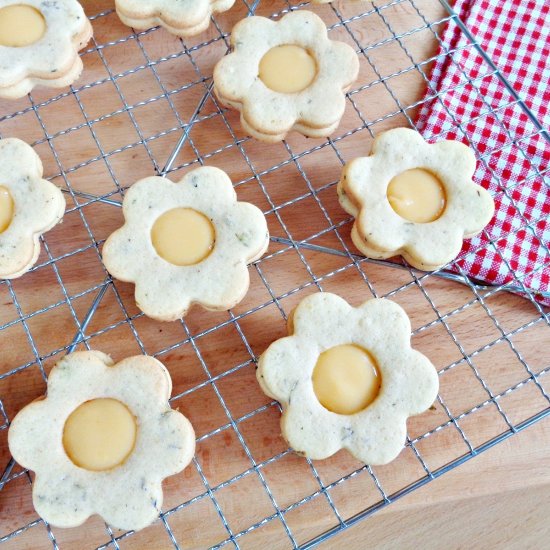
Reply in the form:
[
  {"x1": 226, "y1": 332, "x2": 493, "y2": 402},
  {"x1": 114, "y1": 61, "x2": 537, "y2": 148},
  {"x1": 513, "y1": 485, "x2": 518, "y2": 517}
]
[{"x1": 1, "y1": 0, "x2": 549, "y2": 548}]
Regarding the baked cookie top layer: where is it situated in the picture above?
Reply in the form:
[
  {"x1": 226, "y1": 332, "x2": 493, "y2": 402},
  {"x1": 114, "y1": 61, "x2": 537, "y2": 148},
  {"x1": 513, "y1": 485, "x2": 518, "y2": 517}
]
[
  {"x1": 8, "y1": 351, "x2": 195, "y2": 531},
  {"x1": 0, "y1": 138, "x2": 65, "y2": 279},
  {"x1": 213, "y1": 10, "x2": 359, "y2": 142},
  {"x1": 102, "y1": 166, "x2": 269, "y2": 321},
  {"x1": 338, "y1": 127, "x2": 495, "y2": 270},
  {"x1": 0, "y1": 0, "x2": 92, "y2": 98},
  {"x1": 257, "y1": 292, "x2": 439, "y2": 465},
  {"x1": 115, "y1": 0, "x2": 235, "y2": 37}
]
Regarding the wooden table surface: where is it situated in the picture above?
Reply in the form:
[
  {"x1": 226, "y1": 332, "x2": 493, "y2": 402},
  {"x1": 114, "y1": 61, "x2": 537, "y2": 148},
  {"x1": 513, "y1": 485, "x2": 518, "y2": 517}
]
[
  {"x1": 1, "y1": 1, "x2": 549, "y2": 548},
  {"x1": 323, "y1": 415, "x2": 550, "y2": 549}
]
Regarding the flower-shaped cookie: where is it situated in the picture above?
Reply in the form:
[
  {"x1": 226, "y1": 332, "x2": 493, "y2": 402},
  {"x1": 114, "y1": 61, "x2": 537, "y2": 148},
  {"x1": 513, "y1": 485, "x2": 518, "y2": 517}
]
[
  {"x1": 0, "y1": 138, "x2": 65, "y2": 279},
  {"x1": 338, "y1": 128, "x2": 495, "y2": 270},
  {"x1": 115, "y1": 0, "x2": 235, "y2": 37},
  {"x1": 103, "y1": 166, "x2": 269, "y2": 321},
  {"x1": 257, "y1": 292, "x2": 439, "y2": 465},
  {"x1": 0, "y1": 0, "x2": 92, "y2": 99},
  {"x1": 8, "y1": 351, "x2": 195, "y2": 531},
  {"x1": 213, "y1": 10, "x2": 359, "y2": 142}
]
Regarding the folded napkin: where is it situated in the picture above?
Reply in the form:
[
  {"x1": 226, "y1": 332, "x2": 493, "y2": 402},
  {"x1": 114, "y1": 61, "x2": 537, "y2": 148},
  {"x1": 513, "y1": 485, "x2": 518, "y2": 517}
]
[{"x1": 416, "y1": 0, "x2": 550, "y2": 305}]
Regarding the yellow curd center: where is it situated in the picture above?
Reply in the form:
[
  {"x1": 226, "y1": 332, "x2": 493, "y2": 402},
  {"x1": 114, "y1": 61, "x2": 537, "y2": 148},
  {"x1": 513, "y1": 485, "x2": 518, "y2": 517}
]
[
  {"x1": 387, "y1": 168, "x2": 446, "y2": 223},
  {"x1": 63, "y1": 398, "x2": 137, "y2": 471},
  {"x1": 0, "y1": 5, "x2": 46, "y2": 47},
  {"x1": 312, "y1": 344, "x2": 381, "y2": 415},
  {"x1": 0, "y1": 186, "x2": 14, "y2": 233},
  {"x1": 259, "y1": 45, "x2": 317, "y2": 93},
  {"x1": 151, "y1": 208, "x2": 215, "y2": 266}
]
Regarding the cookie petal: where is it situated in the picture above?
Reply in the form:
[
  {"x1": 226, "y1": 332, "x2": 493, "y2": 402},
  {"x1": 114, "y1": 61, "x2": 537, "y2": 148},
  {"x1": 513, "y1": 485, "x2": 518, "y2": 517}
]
[
  {"x1": 432, "y1": 139, "x2": 477, "y2": 177},
  {"x1": 281, "y1": 398, "x2": 344, "y2": 460},
  {"x1": 278, "y1": 9, "x2": 329, "y2": 42},
  {"x1": 397, "y1": 349, "x2": 440, "y2": 416},
  {"x1": 371, "y1": 127, "x2": 427, "y2": 157},
  {"x1": 402, "y1": 224, "x2": 465, "y2": 269},
  {"x1": 47, "y1": 350, "x2": 114, "y2": 399},
  {"x1": 291, "y1": 292, "x2": 353, "y2": 340},
  {"x1": 32, "y1": 473, "x2": 95, "y2": 529},
  {"x1": 182, "y1": 166, "x2": 237, "y2": 205},
  {"x1": 325, "y1": 40, "x2": 360, "y2": 88},
  {"x1": 115, "y1": 355, "x2": 173, "y2": 404},
  {"x1": 99, "y1": 477, "x2": 164, "y2": 531},
  {"x1": 295, "y1": 83, "x2": 348, "y2": 131},
  {"x1": 139, "y1": 410, "x2": 196, "y2": 477},
  {"x1": 348, "y1": 412, "x2": 408, "y2": 465},
  {"x1": 257, "y1": 335, "x2": 314, "y2": 403},
  {"x1": 231, "y1": 10, "x2": 276, "y2": 47},
  {"x1": 355, "y1": 298, "x2": 411, "y2": 352},
  {"x1": 228, "y1": 201, "x2": 269, "y2": 262},
  {"x1": 240, "y1": 87, "x2": 303, "y2": 137},
  {"x1": 7, "y1": 399, "x2": 61, "y2": 471}
]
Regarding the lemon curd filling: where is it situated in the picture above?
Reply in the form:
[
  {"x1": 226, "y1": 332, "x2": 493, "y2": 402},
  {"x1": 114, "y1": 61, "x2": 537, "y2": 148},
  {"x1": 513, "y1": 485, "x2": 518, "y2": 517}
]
[
  {"x1": 151, "y1": 208, "x2": 215, "y2": 266},
  {"x1": 259, "y1": 44, "x2": 317, "y2": 93},
  {"x1": 387, "y1": 168, "x2": 446, "y2": 223},
  {"x1": 63, "y1": 398, "x2": 137, "y2": 471},
  {"x1": 312, "y1": 344, "x2": 381, "y2": 415},
  {"x1": 0, "y1": 5, "x2": 46, "y2": 47}
]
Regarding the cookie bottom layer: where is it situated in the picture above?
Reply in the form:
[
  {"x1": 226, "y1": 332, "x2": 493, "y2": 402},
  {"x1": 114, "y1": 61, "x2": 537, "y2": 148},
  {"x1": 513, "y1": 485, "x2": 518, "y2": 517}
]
[
  {"x1": 337, "y1": 182, "x2": 360, "y2": 218},
  {"x1": 352, "y1": 225, "x2": 463, "y2": 271},
  {"x1": 215, "y1": 92, "x2": 343, "y2": 143},
  {"x1": 0, "y1": 56, "x2": 82, "y2": 99},
  {"x1": 116, "y1": 0, "x2": 236, "y2": 38},
  {"x1": 117, "y1": 10, "x2": 212, "y2": 37}
]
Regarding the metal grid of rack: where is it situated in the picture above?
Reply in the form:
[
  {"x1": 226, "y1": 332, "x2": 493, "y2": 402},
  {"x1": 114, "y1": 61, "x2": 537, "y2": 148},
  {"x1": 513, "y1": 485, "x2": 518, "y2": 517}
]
[{"x1": 1, "y1": 0, "x2": 549, "y2": 547}]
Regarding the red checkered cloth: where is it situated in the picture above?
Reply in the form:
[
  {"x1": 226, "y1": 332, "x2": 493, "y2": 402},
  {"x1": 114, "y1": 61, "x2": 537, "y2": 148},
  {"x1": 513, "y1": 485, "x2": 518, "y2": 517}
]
[{"x1": 416, "y1": 0, "x2": 550, "y2": 306}]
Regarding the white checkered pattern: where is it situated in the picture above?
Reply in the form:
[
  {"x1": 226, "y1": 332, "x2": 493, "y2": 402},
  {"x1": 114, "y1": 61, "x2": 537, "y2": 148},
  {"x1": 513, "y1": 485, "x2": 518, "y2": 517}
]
[{"x1": 416, "y1": 0, "x2": 550, "y2": 305}]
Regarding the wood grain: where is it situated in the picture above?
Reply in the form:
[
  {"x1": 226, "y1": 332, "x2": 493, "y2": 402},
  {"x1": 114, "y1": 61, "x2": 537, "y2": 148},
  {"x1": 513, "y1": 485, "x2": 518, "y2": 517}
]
[{"x1": 319, "y1": 416, "x2": 550, "y2": 550}]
